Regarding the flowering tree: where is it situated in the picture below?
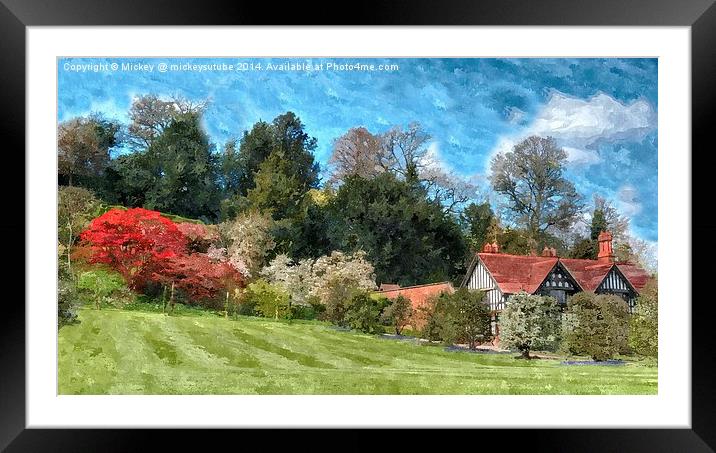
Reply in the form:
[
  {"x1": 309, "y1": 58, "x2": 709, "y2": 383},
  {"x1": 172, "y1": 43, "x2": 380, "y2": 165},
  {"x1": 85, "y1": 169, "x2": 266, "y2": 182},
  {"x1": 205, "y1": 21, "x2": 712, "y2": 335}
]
[
  {"x1": 500, "y1": 292, "x2": 561, "y2": 359},
  {"x1": 79, "y1": 208, "x2": 187, "y2": 290},
  {"x1": 260, "y1": 254, "x2": 315, "y2": 307},
  {"x1": 310, "y1": 251, "x2": 376, "y2": 322},
  {"x1": 220, "y1": 210, "x2": 276, "y2": 278}
]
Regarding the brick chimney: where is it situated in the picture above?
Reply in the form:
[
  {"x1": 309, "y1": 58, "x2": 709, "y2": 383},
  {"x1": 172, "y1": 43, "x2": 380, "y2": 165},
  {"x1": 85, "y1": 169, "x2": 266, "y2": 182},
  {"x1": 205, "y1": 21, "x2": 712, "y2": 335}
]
[
  {"x1": 597, "y1": 231, "x2": 615, "y2": 263},
  {"x1": 541, "y1": 246, "x2": 558, "y2": 257},
  {"x1": 482, "y1": 242, "x2": 493, "y2": 253},
  {"x1": 491, "y1": 241, "x2": 499, "y2": 253}
]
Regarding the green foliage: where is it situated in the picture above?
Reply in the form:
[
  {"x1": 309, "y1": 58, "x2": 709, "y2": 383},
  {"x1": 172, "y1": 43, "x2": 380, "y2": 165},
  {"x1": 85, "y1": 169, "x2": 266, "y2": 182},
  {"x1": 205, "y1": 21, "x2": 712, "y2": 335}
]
[
  {"x1": 590, "y1": 208, "x2": 608, "y2": 241},
  {"x1": 500, "y1": 292, "x2": 562, "y2": 358},
  {"x1": 450, "y1": 288, "x2": 492, "y2": 349},
  {"x1": 569, "y1": 238, "x2": 597, "y2": 260},
  {"x1": 380, "y1": 295, "x2": 414, "y2": 335},
  {"x1": 565, "y1": 292, "x2": 629, "y2": 361},
  {"x1": 418, "y1": 289, "x2": 491, "y2": 348},
  {"x1": 461, "y1": 202, "x2": 497, "y2": 252},
  {"x1": 245, "y1": 279, "x2": 291, "y2": 319},
  {"x1": 247, "y1": 151, "x2": 308, "y2": 221},
  {"x1": 57, "y1": 186, "x2": 103, "y2": 271},
  {"x1": 419, "y1": 293, "x2": 458, "y2": 344},
  {"x1": 496, "y1": 228, "x2": 531, "y2": 255},
  {"x1": 112, "y1": 112, "x2": 221, "y2": 221},
  {"x1": 290, "y1": 304, "x2": 317, "y2": 320},
  {"x1": 76, "y1": 268, "x2": 132, "y2": 309},
  {"x1": 629, "y1": 279, "x2": 658, "y2": 358},
  {"x1": 223, "y1": 112, "x2": 320, "y2": 200},
  {"x1": 58, "y1": 265, "x2": 80, "y2": 327},
  {"x1": 325, "y1": 173, "x2": 467, "y2": 286},
  {"x1": 344, "y1": 292, "x2": 383, "y2": 333}
]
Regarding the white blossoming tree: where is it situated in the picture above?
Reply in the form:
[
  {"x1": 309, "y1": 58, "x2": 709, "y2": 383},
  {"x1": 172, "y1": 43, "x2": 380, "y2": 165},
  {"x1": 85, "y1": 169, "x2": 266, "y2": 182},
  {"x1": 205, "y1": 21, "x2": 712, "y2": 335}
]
[{"x1": 500, "y1": 292, "x2": 561, "y2": 359}]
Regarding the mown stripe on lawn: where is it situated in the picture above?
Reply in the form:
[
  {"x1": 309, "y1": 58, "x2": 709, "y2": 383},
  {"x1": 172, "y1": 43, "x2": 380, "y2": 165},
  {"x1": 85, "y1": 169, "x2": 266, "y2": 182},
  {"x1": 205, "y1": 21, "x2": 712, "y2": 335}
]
[{"x1": 231, "y1": 328, "x2": 335, "y2": 369}]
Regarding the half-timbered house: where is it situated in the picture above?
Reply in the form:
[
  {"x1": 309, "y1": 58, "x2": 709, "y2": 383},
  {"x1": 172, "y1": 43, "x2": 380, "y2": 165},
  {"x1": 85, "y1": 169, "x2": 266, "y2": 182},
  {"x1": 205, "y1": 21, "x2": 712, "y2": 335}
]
[{"x1": 462, "y1": 231, "x2": 651, "y2": 335}]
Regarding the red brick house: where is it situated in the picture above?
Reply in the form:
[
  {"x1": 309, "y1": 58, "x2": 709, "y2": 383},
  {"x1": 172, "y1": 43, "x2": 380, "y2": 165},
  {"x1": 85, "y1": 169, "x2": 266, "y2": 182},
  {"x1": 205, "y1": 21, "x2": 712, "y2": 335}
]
[
  {"x1": 462, "y1": 231, "x2": 652, "y2": 335},
  {"x1": 375, "y1": 282, "x2": 455, "y2": 329}
]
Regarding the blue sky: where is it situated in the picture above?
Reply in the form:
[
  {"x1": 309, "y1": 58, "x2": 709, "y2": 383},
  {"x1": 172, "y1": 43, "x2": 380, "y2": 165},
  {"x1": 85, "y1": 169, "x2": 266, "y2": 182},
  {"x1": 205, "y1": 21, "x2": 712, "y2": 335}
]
[{"x1": 58, "y1": 57, "x2": 658, "y2": 243}]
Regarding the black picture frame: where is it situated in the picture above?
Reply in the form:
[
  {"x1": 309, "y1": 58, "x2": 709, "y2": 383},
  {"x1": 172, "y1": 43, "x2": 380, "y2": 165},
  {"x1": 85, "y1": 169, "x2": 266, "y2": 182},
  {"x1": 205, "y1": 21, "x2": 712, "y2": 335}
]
[{"x1": 3, "y1": 0, "x2": 714, "y2": 450}]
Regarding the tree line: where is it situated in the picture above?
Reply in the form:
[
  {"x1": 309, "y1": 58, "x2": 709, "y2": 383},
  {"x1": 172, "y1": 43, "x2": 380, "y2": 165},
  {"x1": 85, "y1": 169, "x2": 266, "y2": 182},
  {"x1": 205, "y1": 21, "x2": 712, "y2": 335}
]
[{"x1": 58, "y1": 94, "x2": 653, "y2": 290}]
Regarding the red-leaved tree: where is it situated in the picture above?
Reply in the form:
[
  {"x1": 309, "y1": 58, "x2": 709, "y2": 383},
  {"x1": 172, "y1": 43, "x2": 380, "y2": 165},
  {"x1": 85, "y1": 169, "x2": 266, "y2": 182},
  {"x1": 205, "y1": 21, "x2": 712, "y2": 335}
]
[
  {"x1": 153, "y1": 254, "x2": 244, "y2": 308},
  {"x1": 80, "y1": 208, "x2": 187, "y2": 290}
]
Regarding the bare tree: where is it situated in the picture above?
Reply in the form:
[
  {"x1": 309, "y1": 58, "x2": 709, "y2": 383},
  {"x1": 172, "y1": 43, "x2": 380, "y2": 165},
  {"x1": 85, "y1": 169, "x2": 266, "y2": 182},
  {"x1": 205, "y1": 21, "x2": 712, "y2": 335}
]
[
  {"x1": 57, "y1": 115, "x2": 119, "y2": 186},
  {"x1": 379, "y1": 122, "x2": 431, "y2": 178},
  {"x1": 328, "y1": 122, "x2": 476, "y2": 214},
  {"x1": 328, "y1": 127, "x2": 387, "y2": 184}
]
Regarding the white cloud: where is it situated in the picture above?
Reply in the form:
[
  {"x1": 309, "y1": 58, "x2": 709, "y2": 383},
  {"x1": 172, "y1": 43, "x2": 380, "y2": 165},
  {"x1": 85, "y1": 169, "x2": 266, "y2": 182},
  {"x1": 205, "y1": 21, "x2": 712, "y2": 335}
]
[
  {"x1": 487, "y1": 91, "x2": 656, "y2": 168},
  {"x1": 530, "y1": 91, "x2": 655, "y2": 146},
  {"x1": 562, "y1": 146, "x2": 602, "y2": 166},
  {"x1": 617, "y1": 185, "x2": 642, "y2": 217}
]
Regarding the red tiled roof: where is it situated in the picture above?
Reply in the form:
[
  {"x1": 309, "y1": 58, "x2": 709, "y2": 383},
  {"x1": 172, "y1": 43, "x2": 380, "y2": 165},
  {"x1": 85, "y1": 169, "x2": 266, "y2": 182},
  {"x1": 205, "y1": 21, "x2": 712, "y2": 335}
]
[
  {"x1": 376, "y1": 282, "x2": 455, "y2": 329},
  {"x1": 377, "y1": 282, "x2": 455, "y2": 309},
  {"x1": 477, "y1": 253, "x2": 650, "y2": 295},
  {"x1": 616, "y1": 263, "x2": 651, "y2": 291},
  {"x1": 477, "y1": 253, "x2": 558, "y2": 294},
  {"x1": 559, "y1": 258, "x2": 613, "y2": 292}
]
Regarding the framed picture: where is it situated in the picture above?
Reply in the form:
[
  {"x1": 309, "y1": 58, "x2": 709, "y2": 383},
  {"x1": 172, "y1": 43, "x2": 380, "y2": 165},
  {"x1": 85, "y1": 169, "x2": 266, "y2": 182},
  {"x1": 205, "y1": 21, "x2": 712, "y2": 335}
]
[{"x1": 6, "y1": 0, "x2": 714, "y2": 449}]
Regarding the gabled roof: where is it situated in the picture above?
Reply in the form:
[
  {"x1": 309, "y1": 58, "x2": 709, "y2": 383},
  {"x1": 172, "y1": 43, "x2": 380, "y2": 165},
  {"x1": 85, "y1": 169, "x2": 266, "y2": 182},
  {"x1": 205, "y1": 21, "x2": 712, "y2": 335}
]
[
  {"x1": 615, "y1": 263, "x2": 651, "y2": 292},
  {"x1": 474, "y1": 253, "x2": 650, "y2": 295},
  {"x1": 477, "y1": 253, "x2": 558, "y2": 294},
  {"x1": 558, "y1": 258, "x2": 614, "y2": 292}
]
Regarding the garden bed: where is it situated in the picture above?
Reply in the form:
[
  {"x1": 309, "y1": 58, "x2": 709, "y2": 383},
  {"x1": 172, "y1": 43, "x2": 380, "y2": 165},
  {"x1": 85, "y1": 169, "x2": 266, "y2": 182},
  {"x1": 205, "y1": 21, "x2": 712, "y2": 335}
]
[
  {"x1": 444, "y1": 345, "x2": 512, "y2": 354},
  {"x1": 560, "y1": 359, "x2": 625, "y2": 366}
]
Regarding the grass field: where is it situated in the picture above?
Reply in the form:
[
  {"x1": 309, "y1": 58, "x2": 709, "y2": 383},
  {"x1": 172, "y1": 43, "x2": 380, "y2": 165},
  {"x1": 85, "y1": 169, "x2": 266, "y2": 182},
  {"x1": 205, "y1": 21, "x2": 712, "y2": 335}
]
[{"x1": 58, "y1": 307, "x2": 658, "y2": 395}]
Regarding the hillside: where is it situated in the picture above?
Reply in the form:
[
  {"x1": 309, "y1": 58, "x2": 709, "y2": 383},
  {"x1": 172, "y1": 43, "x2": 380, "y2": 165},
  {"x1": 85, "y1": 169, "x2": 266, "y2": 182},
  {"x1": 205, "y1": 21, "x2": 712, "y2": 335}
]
[{"x1": 58, "y1": 308, "x2": 657, "y2": 395}]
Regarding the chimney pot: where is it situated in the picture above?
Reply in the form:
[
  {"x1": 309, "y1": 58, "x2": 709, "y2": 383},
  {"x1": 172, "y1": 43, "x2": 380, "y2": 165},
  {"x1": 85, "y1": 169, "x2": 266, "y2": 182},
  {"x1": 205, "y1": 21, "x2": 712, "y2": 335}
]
[
  {"x1": 542, "y1": 246, "x2": 551, "y2": 257},
  {"x1": 491, "y1": 241, "x2": 499, "y2": 254}
]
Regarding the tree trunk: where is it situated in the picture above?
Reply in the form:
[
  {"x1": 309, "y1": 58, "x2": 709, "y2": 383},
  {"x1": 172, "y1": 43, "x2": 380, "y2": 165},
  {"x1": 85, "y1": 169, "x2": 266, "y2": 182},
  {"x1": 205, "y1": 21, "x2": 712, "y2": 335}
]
[
  {"x1": 67, "y1": 222, "x2": 73, "y2": 273},
  {"x1": 521, "y1": 349, "x2": 531, "y2": 359},
  {"x1": 162, "y1": 285, "x2": 167, "y2": 313},
  {"x1": 225, "y1": 291, "x2": 229, "y2": 318},
  {"x1": 169, "y1": 281, "x2": 175, "y2": 313}
]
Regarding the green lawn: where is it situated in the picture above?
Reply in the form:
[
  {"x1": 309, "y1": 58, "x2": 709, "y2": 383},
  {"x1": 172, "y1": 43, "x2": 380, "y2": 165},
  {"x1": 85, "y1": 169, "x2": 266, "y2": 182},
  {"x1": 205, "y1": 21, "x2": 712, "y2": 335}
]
[{"x1": 58, "y1": 307, "x2": 657, "y2": 395}]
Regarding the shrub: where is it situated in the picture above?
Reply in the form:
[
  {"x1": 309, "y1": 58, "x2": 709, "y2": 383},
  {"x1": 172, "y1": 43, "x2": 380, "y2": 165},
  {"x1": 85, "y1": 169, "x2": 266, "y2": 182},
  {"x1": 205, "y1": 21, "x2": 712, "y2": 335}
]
[
  {"x1": 79, "y1": 207, "x2": 187, "y2": 290},
  {"x1": 629, "y1": 278, "x2": 658, "y2": 358},
  {"x1": 290, "y1": 304, "x2": 317, "y2": 320},
  {"x1": 565, "y1": 292, "x2": 629, "y2": 361},
  {"x1": 245, "y1": 279, "x2": 290, "y2": 319},
  {"x1": 310, "y1": 251, "x2": 377, "y2": 318},
  {"x1": 344, "y1": 292, "x2": 382, "y2": 333},
  {"x1": 450, "y1": 288, "x2": 492, "y2": 350},
  {"x1": 380, "y1": 295, "x2": 414, "y2": 335},
  {"x1": 77, "y1": 268, "x2": 131, "y2": 309},
  {"x1": 58, "y1": 269, "x2": 80, "y2": 327},
  {"x1": 58, "y1": 186, "x2": 102, "y2": 272},
  {"x1": 500, "y1": 292, "x2": 561, "y2": 359},
  {"x1": 419, "y1": 293, "x2": 458, "y2": 344}
]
